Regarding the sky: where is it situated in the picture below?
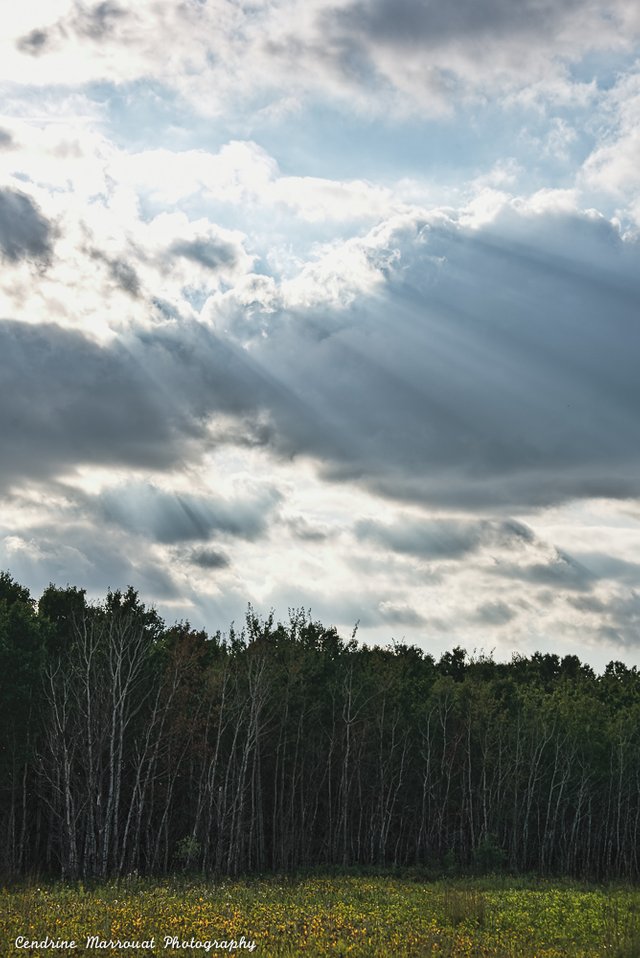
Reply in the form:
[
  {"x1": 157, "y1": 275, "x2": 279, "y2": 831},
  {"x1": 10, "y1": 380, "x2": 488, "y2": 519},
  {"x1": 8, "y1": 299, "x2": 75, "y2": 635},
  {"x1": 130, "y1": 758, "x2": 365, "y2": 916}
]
[{"x1": 1, "y1": 0, "x2": 640, "y2": 669}]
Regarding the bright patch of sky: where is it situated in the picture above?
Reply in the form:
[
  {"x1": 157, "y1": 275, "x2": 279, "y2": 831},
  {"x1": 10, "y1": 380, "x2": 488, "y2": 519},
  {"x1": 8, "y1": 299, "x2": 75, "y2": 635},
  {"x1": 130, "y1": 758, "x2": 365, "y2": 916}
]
[{"x1": 1, "y1": 0, "x2": 640, "y2": 669}]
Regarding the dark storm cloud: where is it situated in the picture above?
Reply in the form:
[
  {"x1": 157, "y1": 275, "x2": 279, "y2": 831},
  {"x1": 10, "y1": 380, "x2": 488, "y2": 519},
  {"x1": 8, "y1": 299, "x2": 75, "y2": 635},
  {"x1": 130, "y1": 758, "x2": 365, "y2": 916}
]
[
  {"x1": 494, "y1": 550, "x2": 596, "y2": 591},
  {"x1": 568, "y1": 595, "x2": 607, "y2": 614},
  {"x1": 17, "y1": 3, "x2": 126, "y2": 56},
  {"x1": 571, "y1": 553, "x2": 640, "y2": 585},
  {"x1": 228, "y1": 208, "x2": 640, "y2": 511},
  {"x1": 0, "y1": 189, "x2": 53, "y2": 264},
  {"x1": 378, "y1": 602, "x2": 426, "y2": 627},
  {"x1": 333, "y1": 0, "x2": 583, "y2": 49},
  {"x1": 567, "y1": 590, "x2": 640, "y2": 648},
  {"x1": 286, "y1": 516, "x2": 331, "y2": 542},
  {"x1": 4, "y1": 207, "x2": 640, "y2": 519},
  {"x1": 0, "y1": 520, "x2": 180, "y2": 602},
  {"x1": 88, "y1": 248, "x2": 141, "y2": 296},
  {"x1": 355, "y1": 516, "x2": 533, "y2": 559},
  {"x1": 601, "y1": 592, "x2": 640, "y2": 647},
  {"x1": 474, "y1": 601, "x2": 515, "y2": 626},
  {"x1": 356, "y1": 517, "x2": 478, "y2": 559},
  {"x1": 17, "y1": 28, "x2": 50, "y2": 55},
  {"x1": 0, "y1": 319, "x2": 268, "y2": 490},
  {"x1": 151, "y1": 297, "x2": 184, "y2": 321},
  {"x1": 0, "y1": 322, "x2": 184, "y2": 485},
  {"x1": 169, "y1": 237, "x2": 239, "y2": 272},
  {"x1": 96, "y1": 481, "x2": 279, "y2": 543},
  {"x1": 190, "y1": 548, "x2": 231, "y2": 570},
  {"x1": 295, "y1": 0, "x2": 638, "y2": 108},
  {"x1": 109, "y1": 258, "x2": 140, "y2": 296},
  {"x1": 74, "y1": 1, "x2": 127, "y2": 40}
]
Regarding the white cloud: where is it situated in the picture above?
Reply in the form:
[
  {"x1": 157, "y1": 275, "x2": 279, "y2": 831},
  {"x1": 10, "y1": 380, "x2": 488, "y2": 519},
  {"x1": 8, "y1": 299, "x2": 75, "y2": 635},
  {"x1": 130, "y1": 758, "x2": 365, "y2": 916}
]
[
  {"x1": 3, "y1": 1, "x2": 640, "y2": 667},
  {"x1": 580, "y1": 69, "x2": 640, "y2": 221},
  {"x1": 4, "y1": 0, "x2": 639, "y2": 117}
]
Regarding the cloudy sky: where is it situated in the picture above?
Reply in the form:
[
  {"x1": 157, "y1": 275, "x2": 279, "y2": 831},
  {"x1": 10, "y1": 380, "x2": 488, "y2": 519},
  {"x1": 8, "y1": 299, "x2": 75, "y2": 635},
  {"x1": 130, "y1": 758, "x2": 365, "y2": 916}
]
[{"x1": 1, "y1": 0, "x2": 640, "y2": 668}]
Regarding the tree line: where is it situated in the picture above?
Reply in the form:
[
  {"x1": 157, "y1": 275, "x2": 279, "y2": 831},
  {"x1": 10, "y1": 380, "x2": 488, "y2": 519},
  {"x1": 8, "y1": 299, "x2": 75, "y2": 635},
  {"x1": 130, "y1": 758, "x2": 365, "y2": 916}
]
[{"x1": 1, "y1": 570, "x2": 639, "y2": 881}]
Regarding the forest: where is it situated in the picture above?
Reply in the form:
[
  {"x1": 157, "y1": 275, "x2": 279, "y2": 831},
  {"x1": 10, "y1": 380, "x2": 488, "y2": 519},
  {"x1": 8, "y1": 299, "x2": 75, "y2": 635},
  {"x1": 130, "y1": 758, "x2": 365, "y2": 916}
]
[{"x1": 1, "y1": 570, "x2": 639, "y2": 883}]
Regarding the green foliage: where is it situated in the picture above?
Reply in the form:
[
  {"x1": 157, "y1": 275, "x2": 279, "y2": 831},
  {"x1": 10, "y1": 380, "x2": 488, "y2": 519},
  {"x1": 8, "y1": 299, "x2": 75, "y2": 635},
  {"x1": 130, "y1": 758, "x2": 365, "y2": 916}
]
[
  {"x1": 2, "y1": 569, "x2": 640, "y2": 883},
  {"x1": 442, "y1": 850, "x2": 458, "y2": 876},
  {"x1": 443, "y1": 886, "x2": 488, "y2": 927},
  {"x1": 38, "y1": 583, "x2": 86, "y2": 655},
  {"x1": 2, "y1": 876, "x2": 640, "y2": 957},
  {"x1": 0, "y1": 574, "x2": 44, "y2": 766},
  {"x1": 472, "y1": 835, "x2": 506, "y2": 875},
  {"x1": 174, "y1": 836, "x2": 202, "y2": 869},
  {"x1": 0, "y1": 571, "x2": 33, "y2": 607}
]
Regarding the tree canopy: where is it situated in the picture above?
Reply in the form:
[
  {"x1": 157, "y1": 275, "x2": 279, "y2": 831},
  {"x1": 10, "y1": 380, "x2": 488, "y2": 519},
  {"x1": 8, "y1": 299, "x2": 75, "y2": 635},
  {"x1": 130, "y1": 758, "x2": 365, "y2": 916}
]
[{"x1": 1, "y1": 570, "x2": 639, "y2": 881}]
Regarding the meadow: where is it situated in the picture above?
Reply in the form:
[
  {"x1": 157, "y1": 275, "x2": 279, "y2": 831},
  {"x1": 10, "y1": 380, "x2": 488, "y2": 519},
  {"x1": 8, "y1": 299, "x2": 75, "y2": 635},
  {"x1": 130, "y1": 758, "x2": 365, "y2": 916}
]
[{"x1": 2, "y1": 874, "x2": 640, "y2": 958}]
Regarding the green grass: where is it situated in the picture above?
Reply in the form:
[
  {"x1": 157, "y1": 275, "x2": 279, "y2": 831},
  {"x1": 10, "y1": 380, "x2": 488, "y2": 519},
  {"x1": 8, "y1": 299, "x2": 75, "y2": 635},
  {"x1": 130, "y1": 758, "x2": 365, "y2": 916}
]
[{"x1": 2, "y1": 875, "x2": 639, "y2": 956}]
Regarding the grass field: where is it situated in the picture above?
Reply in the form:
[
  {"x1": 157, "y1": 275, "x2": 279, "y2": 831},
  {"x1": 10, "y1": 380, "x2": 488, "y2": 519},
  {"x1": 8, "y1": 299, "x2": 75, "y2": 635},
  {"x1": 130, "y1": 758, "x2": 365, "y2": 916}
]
[{"x1": 2, "y1": 874, "x2": 640, "y2": 957}]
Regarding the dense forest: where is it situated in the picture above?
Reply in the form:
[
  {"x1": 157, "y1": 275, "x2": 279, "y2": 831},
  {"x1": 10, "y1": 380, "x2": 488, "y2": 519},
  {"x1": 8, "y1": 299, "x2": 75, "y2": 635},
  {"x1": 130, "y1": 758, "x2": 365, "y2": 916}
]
[{"x1": 1, "y1": 570, "x2": 639, "y2": 882}]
